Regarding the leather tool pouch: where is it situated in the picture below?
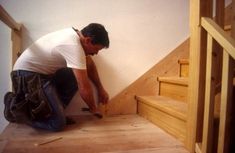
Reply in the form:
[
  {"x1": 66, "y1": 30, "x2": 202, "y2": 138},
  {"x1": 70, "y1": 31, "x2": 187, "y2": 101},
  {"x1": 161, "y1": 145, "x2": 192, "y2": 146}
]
[
  {"x1": 26, "y1": 74, "x2": 52, "y2": 120},
  {"x1": 9, "y1": 72, "x2": 52, "y2": 122}
]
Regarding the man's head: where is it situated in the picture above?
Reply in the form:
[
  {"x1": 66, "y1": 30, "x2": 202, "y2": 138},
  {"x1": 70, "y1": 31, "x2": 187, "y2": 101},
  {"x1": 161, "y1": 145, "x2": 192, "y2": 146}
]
[{"x1": 80, "y1": 23, "x2": 109, "y2": 56}]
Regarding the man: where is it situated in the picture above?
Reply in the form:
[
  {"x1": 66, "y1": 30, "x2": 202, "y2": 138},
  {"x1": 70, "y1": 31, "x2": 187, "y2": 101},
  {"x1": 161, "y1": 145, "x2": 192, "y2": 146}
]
[{"x1": 3, "y1": 23, "x2": 110, "y2": 131}]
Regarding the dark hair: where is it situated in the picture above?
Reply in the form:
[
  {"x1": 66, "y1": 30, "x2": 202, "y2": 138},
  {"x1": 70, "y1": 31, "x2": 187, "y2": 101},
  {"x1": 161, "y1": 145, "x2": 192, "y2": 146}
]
[{"x1": 81, "y1": 23, "x2": 109, "y2": 48}]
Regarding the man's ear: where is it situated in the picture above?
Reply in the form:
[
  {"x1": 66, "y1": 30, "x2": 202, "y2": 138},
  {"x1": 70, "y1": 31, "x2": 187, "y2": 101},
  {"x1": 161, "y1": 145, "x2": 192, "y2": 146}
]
[{"x1": 84, "y1": 37, "x2": 92, "y2": 44}]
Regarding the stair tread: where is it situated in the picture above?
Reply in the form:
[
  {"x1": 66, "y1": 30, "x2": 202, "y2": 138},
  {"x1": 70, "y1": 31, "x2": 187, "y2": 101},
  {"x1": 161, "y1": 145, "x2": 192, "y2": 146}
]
[
  {"x1": 136, "y1": 95, "x2": 187, "y2": 121},
  {"x1": 178, "y1": 59, "x2": 189, "y2": 64},
  {"x1": 157, "y1": 77, "x2": 188, "y2": 86}
]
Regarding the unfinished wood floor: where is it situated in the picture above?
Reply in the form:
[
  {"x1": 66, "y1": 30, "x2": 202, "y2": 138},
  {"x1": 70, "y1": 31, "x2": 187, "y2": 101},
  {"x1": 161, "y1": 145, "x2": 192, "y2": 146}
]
[{"x1": 0, "y1": 115, "x2": 189, "y2": 153}]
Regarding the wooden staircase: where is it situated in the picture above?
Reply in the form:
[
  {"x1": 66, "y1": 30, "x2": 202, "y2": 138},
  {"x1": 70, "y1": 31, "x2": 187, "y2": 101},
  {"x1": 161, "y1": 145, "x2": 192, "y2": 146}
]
[{"x1": 136, "y1": 59, "x2": 189, "y2": 143}]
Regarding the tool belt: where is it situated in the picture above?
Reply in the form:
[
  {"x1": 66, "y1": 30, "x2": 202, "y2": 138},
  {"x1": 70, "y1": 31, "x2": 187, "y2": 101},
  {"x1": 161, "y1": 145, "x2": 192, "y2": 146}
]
[{"x1": 8, "y1": 71, "x2": 53, "y2": 122}]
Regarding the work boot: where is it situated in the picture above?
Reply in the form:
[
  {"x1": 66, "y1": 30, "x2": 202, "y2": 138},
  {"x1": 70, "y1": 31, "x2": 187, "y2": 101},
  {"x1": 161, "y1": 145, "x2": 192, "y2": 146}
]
[{"x1": 4, "y1": 92, "x2": 16, "y2": 122}]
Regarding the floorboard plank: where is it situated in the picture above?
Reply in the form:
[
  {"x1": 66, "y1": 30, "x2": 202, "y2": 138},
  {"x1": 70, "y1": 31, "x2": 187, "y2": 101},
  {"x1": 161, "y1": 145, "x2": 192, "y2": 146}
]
[{"x1": 0, "y1": 115, "x2": 189, "y2": 153}]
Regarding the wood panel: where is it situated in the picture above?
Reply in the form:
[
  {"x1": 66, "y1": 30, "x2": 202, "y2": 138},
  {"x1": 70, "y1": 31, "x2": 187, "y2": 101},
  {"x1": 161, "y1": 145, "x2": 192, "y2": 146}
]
[
  {"x1": 187, "y1": 0, "x2": 213, "y2": 152},
  {"x1": 159, "y1": 83, "x2": 188, "y2": 102},
  {"x1": 136, "y1": 96, "x2": 187, "y2": 121},
  {"x1": 105, "y1": 40, "x2": 189, "y2": 115},
  {"x1": 180, "y1": 65, "x2": 189, "y2": 77},
  {"x1": 158, "y1": 77, "x2": 188, "y2": 86},
  {"x1": 178, "y1": 59, "x2": 189, "y2": 77},
  {"x1": 158, "y1": 77, "x2": 188, "y2": 103},
  {"x1": 138, "y1": 102, "x2": 186, "y2": 143},
  {"x1": 0, "y1": 115, "x2": 189, "y2": 153}
]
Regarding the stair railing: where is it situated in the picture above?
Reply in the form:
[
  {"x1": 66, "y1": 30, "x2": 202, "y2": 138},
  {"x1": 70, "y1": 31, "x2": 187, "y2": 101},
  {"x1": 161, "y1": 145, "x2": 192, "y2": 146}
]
[
  {"x1": 197, "y1": 17, "x2": 235, "y2": 153},
  {"x1": 0, "y1": 4, "x2": 22, "y2": 65}
]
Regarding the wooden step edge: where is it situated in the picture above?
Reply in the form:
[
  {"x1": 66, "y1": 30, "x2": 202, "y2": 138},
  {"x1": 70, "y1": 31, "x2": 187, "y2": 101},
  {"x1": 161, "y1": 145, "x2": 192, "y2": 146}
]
[
  {"x1": 135, "y1": 96, "x2": 187, "y2": 121},
  {"x1": 224, "y1": 24, "x2": 231, "y2": 31},
  {"x1": 157, "y1": 77, "x2": 188, "y2": 86},
  {"x1": 195, "y1": 142, "x2": 202, "y2": 153},
  {"x1": 178, "y1": 59, "x2": 189, "y2": 64}
]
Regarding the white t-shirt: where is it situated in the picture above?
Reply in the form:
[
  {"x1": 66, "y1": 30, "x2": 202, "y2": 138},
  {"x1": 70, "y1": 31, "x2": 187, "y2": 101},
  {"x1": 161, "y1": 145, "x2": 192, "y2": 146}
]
[{"x1": 13, "y1": 28, "x2": 86, "y2": 74}]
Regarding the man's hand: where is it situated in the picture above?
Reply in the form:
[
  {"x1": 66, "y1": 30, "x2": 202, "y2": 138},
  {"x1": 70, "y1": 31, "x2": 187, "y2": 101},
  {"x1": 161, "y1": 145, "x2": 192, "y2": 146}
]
[
  {"x1": 81, "y1": 107, "x2": 103, "y2": 118},
  {"x1": 98, "y1": 88, "x2": 109, "y2": 104},
  {"x1": 72, "y1": 68, "x2": 97, "y2": 113}
]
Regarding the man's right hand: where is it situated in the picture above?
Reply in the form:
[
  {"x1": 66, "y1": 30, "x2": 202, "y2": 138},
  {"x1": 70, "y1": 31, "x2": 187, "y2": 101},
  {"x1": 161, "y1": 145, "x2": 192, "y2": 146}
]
[
  {"x1": 98, "y1": 88, "x2": 109, "y2": 104},
  {"x1": 81, "y1": 107, "x2": 103, "y2": 118},
  {"x1": 72, "y1": 68, "x2": 98, "y2": 113}
]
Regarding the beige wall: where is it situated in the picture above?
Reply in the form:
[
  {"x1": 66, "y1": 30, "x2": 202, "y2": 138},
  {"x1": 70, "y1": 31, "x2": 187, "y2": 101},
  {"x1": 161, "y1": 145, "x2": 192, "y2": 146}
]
[
  {"x1": 0, "y1": 21, "x2": 11, "y2": 133},
  {"x1": 0, "y1": 0, "x2": 190, "y2": 130}
]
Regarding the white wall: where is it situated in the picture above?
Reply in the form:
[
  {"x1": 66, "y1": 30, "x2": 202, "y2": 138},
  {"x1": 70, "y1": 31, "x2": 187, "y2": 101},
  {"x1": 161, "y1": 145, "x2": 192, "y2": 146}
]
[
  {"x1": 0, "y1": 0, "x2": 190, "y2": 129},
  {"x1": 0, "y1": 21, "x2": 11, "y2": 133}
]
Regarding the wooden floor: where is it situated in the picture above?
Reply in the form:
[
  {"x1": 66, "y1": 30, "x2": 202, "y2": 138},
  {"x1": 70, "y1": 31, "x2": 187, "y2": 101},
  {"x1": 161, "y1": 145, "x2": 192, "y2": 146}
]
[{"x1": 0, "y1": 115, "x2": 189, "y2": 153}]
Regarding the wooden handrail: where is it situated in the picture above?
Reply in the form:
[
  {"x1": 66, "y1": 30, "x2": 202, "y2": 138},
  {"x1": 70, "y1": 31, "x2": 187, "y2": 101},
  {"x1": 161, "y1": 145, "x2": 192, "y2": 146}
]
[
  {"x1": 200, "y1": 16, "x2": 235, "y2": 153},
  {"x1": 0, "y1": 5, "x2": 21, "y2": 30},
  {"x1": 0, "y1": 4, "x2": 22, "y2": 65},
  {"x1": 201, "y1": 17, "x2": 235, "y2": 59}
]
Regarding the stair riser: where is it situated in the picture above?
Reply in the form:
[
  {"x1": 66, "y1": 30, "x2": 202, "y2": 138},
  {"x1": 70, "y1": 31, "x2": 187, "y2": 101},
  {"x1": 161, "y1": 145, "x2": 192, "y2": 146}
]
[
  {"x1": 138, "y1": 102, "x2": 186, "y2": 143},
  {"x1": 179, "y1": 64, "x2": 189, "y2": 77},
  {"x1": 159, "y1": 82, "x2": 188, "y2": 102}
]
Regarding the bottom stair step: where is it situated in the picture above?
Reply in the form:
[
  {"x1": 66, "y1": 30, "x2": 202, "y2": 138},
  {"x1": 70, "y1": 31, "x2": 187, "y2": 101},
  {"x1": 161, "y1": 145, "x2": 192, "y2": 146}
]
[{"x1": 136, "y1": 95, "x2": 187, "y2": 143}]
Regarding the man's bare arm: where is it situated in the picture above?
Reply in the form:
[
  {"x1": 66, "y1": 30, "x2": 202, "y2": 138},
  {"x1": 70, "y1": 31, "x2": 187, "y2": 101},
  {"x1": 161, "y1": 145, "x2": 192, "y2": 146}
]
[
  {"x1": 86, "y1": 56, "x2": 109, "y2": 104},
  {"x1": 72, "y1": 68, "x2": 97, "y2": 112},
  {"x1": 86, "y1": 56, "x2": 103, "y2": 90}
]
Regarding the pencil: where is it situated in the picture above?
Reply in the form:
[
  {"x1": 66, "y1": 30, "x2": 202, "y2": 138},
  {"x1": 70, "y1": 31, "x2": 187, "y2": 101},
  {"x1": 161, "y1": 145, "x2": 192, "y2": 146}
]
[{"x1": 34, "y1": 137, "x2": 62, "y2": 146}]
